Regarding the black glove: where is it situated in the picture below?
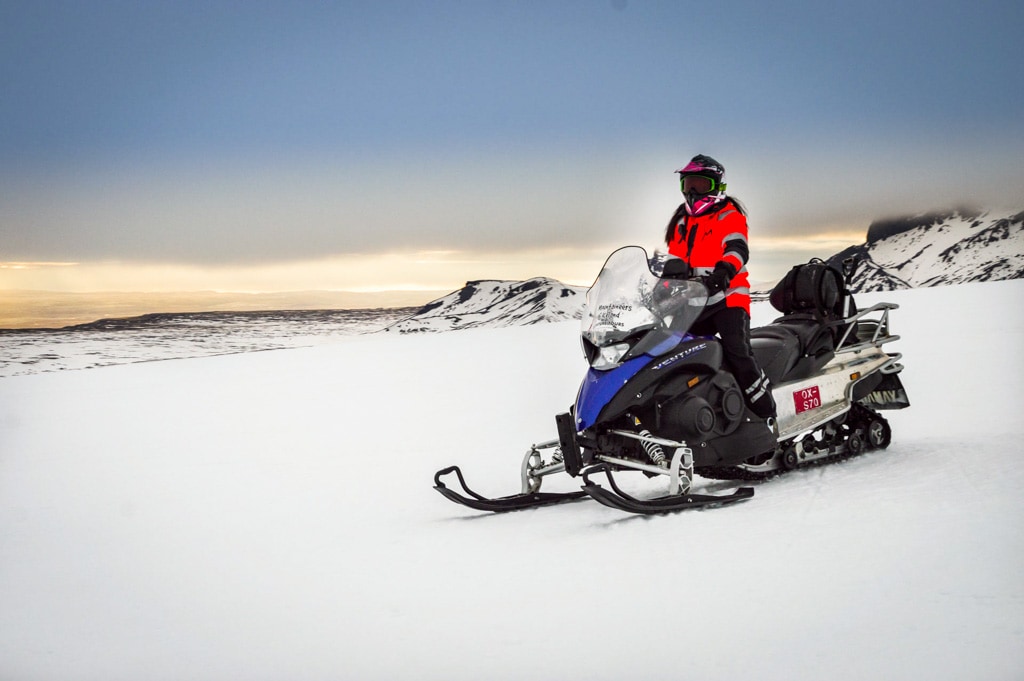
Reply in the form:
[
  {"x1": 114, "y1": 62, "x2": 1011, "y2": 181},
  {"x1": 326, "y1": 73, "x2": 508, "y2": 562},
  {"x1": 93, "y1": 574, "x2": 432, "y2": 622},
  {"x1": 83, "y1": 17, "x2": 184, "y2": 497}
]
[
  {"x1": 702, "y1": 262, "x2": 735, "y2": 294},
  {"x1": 660, "y1": 257, "x2": 692, "y2": 279}
]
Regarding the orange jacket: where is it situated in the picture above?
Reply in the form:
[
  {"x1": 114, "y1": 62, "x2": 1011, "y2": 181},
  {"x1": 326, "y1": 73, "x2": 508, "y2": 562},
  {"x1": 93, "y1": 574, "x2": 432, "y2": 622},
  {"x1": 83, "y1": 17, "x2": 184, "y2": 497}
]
[{"x1": 665, "y1": 198, "x2": 751, "y2": 312}]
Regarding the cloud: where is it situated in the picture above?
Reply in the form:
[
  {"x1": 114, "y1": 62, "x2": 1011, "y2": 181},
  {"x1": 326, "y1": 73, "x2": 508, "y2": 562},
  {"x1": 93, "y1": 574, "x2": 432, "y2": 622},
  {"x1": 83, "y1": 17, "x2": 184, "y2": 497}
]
[
  {"x1": 0, "y1": 246, "x2": 616, "y2": 295},
  {"x1": 0, "y1": 261, "x2": 79, "y2": 269}
]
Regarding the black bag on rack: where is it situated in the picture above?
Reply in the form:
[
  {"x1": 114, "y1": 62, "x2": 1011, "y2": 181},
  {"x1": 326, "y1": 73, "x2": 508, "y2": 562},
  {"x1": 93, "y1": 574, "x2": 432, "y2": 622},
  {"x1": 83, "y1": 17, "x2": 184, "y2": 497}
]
[{"x1": 769, "y1": 258, "x2": 846, "y2": 321}]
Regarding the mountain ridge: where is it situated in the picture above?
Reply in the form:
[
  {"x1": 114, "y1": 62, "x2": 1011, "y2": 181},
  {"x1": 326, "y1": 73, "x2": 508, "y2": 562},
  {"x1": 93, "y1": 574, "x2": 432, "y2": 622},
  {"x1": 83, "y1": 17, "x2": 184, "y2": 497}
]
[
  {"x1": 383, "y1": 276, "x2": 587, "y2": 334},
  {"x1": 386, "y1": 207, "x2": 1023, "y2": 332},
  {"x1": 827, "y1": 208, "x2": 1024, "y2": 292}
]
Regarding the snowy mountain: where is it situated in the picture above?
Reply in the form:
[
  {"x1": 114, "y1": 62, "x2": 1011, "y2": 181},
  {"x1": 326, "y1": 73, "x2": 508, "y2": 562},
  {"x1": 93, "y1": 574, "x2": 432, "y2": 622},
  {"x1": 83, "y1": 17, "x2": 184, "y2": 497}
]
[
  {"x1": 826, "y1": 208, "x2": 1024, "y2": 292},
  {"x1": 383, "y1": 277, "x2": 587, "y2": 333},
  {"x1": 386, "y1": 208, "x2": 1024, "y2": 334}
]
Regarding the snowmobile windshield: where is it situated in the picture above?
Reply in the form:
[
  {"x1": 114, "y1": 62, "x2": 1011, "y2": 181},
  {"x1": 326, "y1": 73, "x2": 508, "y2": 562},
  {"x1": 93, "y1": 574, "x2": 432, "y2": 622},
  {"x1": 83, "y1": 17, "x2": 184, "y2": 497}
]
[{"x1": 582, "y1": 246, "x2": 708, "y2": 347}]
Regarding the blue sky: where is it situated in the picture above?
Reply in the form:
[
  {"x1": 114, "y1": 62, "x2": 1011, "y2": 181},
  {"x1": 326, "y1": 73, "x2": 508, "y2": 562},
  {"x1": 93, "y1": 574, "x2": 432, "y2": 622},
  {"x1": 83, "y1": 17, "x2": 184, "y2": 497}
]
[{"x1": 1, "y1": 0, "x2": 1022, "y2": 294}]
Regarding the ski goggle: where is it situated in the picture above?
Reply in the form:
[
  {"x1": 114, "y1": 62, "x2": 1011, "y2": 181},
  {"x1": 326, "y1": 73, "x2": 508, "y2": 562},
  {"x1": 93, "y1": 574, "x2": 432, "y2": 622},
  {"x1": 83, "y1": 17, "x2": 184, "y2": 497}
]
[{"x1": 680, "y1": 174, "x2": 722, "y2": 195}]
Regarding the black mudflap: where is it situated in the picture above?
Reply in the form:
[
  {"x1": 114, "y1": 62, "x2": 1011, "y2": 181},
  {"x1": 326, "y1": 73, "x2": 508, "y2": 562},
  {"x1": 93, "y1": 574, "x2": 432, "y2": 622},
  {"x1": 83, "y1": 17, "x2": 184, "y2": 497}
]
[{"x1": 859, "y1": 372, "x2": 910, "y2": 410}]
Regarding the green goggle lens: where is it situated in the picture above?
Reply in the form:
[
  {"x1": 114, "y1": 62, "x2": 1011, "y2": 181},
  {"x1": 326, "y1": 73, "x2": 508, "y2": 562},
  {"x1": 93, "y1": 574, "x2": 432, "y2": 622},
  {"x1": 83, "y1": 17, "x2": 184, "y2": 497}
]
[{"x1": 680, "y1": 175, "x2": 721, "y2": 195}]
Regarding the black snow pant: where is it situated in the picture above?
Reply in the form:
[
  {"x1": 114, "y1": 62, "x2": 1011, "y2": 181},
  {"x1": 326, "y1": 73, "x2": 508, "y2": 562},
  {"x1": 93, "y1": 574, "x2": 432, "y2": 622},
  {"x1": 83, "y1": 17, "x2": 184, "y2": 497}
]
[{"x1": 691, "y1": 306, "x2": 777, "y2": 419}]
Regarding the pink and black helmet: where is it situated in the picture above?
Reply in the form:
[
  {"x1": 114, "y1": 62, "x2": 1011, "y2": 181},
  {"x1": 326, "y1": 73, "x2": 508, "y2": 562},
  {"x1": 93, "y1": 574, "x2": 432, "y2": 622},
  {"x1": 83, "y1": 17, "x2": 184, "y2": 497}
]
[{"x1": 676, "y1": 154, "x2": 727, "y2": 216}]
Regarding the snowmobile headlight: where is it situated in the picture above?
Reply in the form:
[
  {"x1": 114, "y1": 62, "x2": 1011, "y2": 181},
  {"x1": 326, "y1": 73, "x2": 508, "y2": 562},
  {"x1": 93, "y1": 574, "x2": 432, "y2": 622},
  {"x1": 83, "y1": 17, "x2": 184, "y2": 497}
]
[{"x1": 592, "y1": 342, "x2": 631, "y2": 370}]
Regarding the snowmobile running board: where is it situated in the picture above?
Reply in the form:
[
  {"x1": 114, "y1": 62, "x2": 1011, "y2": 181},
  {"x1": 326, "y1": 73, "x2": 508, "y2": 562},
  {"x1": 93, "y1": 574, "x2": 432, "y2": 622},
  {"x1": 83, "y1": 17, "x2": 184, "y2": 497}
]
[
  {"x1": 433, "y1": 466, "x2": 588, "y2": 512},
  {"x1": 580, "y1": 466, "x2": 755, "y2": 514}
]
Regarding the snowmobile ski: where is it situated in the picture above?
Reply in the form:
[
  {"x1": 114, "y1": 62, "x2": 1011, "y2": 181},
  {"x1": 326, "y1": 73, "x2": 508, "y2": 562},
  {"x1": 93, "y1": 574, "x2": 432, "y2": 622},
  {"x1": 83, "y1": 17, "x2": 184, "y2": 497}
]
[
  {"x1": 433, "y1": 466, "x2": 588, "y2": 512},
  {"x1": 580, "y1": 465, "x2": 754, "y2": 514}
]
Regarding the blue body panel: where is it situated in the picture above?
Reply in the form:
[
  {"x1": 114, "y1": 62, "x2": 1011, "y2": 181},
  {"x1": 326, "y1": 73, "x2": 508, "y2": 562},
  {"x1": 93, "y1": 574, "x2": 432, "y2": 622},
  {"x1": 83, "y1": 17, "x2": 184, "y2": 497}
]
[
  {"x1": 575, "y1": 356, "x2": 649, "y2": 431},
  {"x1": 574, "y1": 332, "x2": 690, "y2": 431}
]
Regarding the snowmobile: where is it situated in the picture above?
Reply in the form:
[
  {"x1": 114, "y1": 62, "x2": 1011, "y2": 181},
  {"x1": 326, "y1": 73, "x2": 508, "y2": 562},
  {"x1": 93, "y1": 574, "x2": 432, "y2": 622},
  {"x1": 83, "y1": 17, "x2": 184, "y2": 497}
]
[{"x1": 434, "y1": 246, "x2": 910, "y2": 514}]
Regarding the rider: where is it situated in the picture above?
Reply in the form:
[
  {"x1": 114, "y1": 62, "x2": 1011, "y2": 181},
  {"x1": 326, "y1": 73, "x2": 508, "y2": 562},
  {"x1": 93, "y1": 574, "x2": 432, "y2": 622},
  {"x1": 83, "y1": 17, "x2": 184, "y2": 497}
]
[{"x1": 663, "y1": 154, "x2": 776, "y2": 420}]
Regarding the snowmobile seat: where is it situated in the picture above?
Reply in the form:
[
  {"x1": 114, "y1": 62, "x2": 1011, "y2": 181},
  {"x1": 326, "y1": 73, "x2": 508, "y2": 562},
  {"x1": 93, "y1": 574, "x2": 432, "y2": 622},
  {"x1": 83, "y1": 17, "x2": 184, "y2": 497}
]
[
  {"x1": 772, "y1": 314, "x2": 835, "y2": 356},
  {"x1": 771, "y1": 314, "x2": 836, "y2": 380},
  {"x1": 751, "y1": 315, "x2": 836, "y2": 384},
  {"x1": 750, "y1": 325, "x2": 799, "y2": 386}
]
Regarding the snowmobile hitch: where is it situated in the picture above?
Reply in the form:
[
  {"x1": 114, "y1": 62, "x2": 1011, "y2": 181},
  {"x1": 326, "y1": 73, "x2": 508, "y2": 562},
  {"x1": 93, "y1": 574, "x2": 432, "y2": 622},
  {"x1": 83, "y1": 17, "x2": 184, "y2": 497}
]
[
  {"x1": 580, "y1": 466, "x2": 755, "y2": 515},
  {"x1": 433, "y1": 466, "x2": 588, "y2": 513}
]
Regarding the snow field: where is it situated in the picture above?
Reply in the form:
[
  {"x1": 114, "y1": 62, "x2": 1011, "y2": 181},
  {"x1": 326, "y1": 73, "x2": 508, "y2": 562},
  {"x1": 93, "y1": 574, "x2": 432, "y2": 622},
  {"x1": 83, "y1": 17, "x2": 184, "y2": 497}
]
[{"x1": 1, "y1": 280, "x2": 1022, "y2": 680}]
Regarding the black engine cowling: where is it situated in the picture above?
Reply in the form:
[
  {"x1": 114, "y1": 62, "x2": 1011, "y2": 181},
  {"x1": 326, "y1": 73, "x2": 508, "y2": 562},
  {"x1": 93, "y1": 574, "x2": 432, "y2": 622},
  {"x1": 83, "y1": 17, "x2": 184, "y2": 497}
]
[{"x1": 656, "y1": 370, "x2": 745, "y2": 440}]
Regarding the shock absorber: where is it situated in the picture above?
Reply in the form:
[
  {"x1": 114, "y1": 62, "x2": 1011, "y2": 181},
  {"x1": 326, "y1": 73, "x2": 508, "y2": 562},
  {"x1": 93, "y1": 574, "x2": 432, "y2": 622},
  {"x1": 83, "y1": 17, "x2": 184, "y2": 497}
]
[
  {"x1": 639, "y1": 429, "x2": 667, "y2": 466},
  {"x1": 631, "y1": 416, "x2": 668, "y2": 466}
]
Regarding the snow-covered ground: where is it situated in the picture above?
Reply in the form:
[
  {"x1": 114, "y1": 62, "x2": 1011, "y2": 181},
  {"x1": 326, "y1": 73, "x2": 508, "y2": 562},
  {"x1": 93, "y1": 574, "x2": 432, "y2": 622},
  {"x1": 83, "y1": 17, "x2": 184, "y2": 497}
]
[
  {"x1": 1, "y1": 280, "x2": 1022, "y2": 680},
  {"x1": 0, "y1": 307, "x2": 412, "y2": 379}
]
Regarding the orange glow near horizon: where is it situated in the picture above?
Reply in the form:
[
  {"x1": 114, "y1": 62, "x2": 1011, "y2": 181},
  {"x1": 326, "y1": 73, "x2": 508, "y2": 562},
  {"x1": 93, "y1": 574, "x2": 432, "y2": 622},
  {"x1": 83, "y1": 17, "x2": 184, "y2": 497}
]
[
  {"x1": 0, "y1": 247, "x2": 617, "y2": 295},
  {"x1": 0, "y1": 229, "x2": 865, "y2": 295},
  {"x1": 0, "y1": 235, "x2": 868, "y2": 328}
]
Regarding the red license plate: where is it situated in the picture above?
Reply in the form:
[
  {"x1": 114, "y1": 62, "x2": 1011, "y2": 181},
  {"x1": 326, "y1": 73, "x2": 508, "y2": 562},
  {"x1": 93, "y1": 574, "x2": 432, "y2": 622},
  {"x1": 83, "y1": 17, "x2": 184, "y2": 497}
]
[{"x1": 794, "y1": 386, "x2": 821, "y2": 414}]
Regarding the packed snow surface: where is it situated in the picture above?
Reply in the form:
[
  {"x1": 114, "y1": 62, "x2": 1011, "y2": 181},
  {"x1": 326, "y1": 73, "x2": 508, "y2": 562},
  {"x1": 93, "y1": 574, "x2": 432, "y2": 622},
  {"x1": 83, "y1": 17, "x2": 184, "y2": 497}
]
[
  {"x1": 0, "y1": 308, "x2": 414, "y2": 378},
  {"x1": 1, "y1": 280, "x2": 1022, "y2": 680}
]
